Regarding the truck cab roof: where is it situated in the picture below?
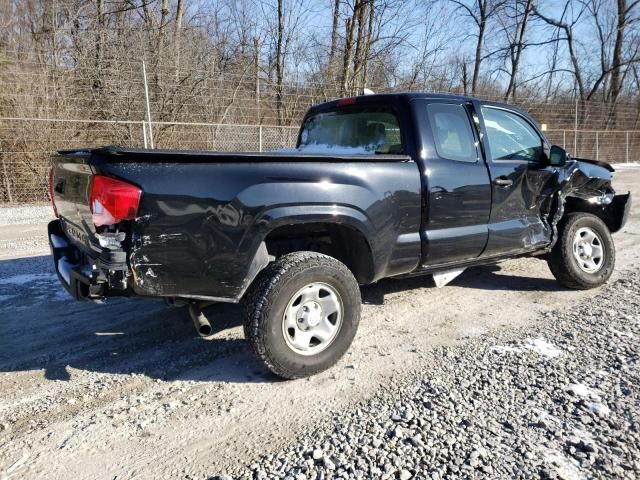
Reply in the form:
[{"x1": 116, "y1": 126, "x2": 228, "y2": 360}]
[{"x1": 307, "y1": 92, "x2": 532, "y2": 123}]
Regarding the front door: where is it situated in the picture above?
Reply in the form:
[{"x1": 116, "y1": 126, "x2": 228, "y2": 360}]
[{"x1": 477, "y1": 104, "x2": 555, "y2": 256}]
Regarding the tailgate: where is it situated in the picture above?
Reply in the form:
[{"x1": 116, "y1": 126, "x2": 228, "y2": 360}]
[{"x1": 50, "y1": 151, "x2": 98, "y2": 250}]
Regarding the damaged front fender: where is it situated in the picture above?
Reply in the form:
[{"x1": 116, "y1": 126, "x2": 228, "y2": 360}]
[{"x1": 546, "y1": 159, "x2": 632, "y2": 249}]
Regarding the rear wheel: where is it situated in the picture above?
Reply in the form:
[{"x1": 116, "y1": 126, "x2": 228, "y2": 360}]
[
  {"x1": 547, "y1": 212, "x2": 615, "y2": 289},
  {"x1": 244, "y1": 252, "x2": 361, "y2": 379}
]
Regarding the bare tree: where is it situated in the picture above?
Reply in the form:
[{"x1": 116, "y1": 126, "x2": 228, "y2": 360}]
[
  {"x1": 275, "y1": 0, "x2": 285, "y2": 125},
  {"x1": 532, "y1": 1, "x2": 590, "y2": 101},
  {"x1": 341, "y1": 0, "x2": 361, "y2": 95},
  {"x1": 500, "y1": 0, "x2": 533, "y2": 101},
  {"x1": 587, "y1": 0, "x2": 640, "y2": 103},
  {"x1": 451, "y1": 0, "x2": 506, "y2": 95},
  {"x1": 329, "y1": 0, "x2": 341, "y2": 69}
]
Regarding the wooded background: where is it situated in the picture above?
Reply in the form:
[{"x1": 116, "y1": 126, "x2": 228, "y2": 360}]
[{"x1": 1, "y1": 0, "x2": 639, "y2": 203}]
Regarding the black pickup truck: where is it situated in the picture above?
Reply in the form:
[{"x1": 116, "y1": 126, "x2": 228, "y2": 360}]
[{"x1": 49, "y1": 93, "x2": 631, "y2": 378}]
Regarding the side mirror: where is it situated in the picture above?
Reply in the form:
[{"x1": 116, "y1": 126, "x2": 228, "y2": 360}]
[{"x1": 549, "y1": 145, "x2": 568, "y2": 167}]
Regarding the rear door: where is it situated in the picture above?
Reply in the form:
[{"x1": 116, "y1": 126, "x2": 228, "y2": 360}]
[
  {"x1": 413, "y1": 99, "x2": 492, "y2": 266},
  {"x1": 477, "y1": 103, "x2": 555, "y2": 256}
]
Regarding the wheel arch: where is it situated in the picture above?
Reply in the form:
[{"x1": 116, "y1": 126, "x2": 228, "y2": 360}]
[
  {"x1": 261, "y1": 220, "x2": 376, "y2": 285},
  {"x1": 563, "y1": 193, "x2": 631, "y2": 233}
]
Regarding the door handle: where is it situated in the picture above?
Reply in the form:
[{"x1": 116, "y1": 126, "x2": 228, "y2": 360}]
[{"x1": 493, "y1": 177, "x2": 513, "y2": 187}]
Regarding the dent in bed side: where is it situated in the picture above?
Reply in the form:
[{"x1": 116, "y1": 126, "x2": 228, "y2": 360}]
[{"x1": 117, "y1": 160, "x2": 422, "y2": 302}]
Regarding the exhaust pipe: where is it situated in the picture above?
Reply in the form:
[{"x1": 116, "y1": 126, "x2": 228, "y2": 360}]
[{"x1": 188, "y1": 302, "x2": 213, "y2": 337}]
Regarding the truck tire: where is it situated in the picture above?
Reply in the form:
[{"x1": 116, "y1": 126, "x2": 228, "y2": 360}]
[
  {"x1": 244, "y1": 252, "x2": 361, "y2": 379},
  {"x1": 547, "y1": 212, "x2": 615, "y2": 290}
]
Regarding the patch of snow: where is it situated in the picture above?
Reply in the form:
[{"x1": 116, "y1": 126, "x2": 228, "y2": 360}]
[
  {"x1": 570, "y1": 427, "x2": 597, "y2": 447},
  {"x1": 490, "y1": 338, "x2": 562, "y2": 358},
  {"x1": 0, "y1": 272, "x2": 58, "y2": 286},
  {"x1": 490, "y1": 345, "x2": 522, "y2": 354},
  {"x1": 540, "y1": 447, "x2": 585, "y2": 480},
  {"x1": 525, "y1": 338, "x2": 562, "y2": 358},
  {"x1": 588, "y1": 402, "x2": 611, "y2": 417},
  {"x1": 0, "y1": 204, "x2": 53, "y2": 226},
  {"x1": 568, "y1": 383, "x2": 601, "y2": 400},
  {"x1": 611, "y1": 161, "x2": 640, "y2": 169},
  {"x1": 274, "y1": 144, "x2": 376, "y2": 155},
  {"x1": 531, "y1": 408, "x2": 561, "y2": 425}
]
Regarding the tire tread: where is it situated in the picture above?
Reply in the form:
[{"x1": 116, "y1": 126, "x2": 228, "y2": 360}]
[
  {"x1": 547, "y1": 212, "x2": 615, "y2": 290},
  {"x1": 243, "y1": 252, "x2": 360, "y2": 379}
]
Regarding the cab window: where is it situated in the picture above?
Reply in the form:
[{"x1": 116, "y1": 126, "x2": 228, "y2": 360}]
[
  {"x1": 299, "y1": 108, "x2": 404, "y2": 154},
  {"x1": 426, "y1": 103, "x2": 477, "y2": 163},
  {"x1": 481, "y1": 107, "x2": 543, "y2": 163}
]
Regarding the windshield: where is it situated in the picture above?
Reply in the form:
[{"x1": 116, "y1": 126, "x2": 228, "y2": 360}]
[{"x1": 297, "y1": 108, "x2": 404, "y2": 154}]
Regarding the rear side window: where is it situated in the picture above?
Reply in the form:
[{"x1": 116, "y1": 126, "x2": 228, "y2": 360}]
[
  {"x1": 299, "y1": 109, "x2": 404, "y2": 154},
  {"x1": 427, "y1": 103, "x2": 477, "y2": 162}
]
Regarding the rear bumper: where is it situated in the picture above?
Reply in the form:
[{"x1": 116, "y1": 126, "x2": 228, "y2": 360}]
[{"x1": 48, "y1": 220, "x2": 129, "y2": 301}]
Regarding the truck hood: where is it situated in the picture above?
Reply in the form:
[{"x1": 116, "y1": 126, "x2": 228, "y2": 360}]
[
  {"x1": 559, "y1": 158, "x2": 614, "y2": 202},
  {"x1": 573, "y1": 157, "x2": 615, "y2": 173}
]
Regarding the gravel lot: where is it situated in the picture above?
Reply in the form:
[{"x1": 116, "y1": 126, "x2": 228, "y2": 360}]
[
  {"x1": 0, "y1": 167, "x2": 638, "y2": 479},
  {"x1": 229, "y1": 270, "x2": 640, "y2": 480}
]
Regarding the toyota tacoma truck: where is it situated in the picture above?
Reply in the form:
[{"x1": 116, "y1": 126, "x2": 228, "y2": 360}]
[{"x1": 48, "y1": 93, "x2": 631, "y2": 378}]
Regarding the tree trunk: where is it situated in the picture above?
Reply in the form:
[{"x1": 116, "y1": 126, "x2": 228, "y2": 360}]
[
  {"x1": 158, "y1": 0, "x2": 170, "y2": 56},
  {"x1": 361, "y1": 0, "x2": 375, "y2": 89},
  {"x1": 341, "y1": 1, "x2": 359, "y2": 96},
  {"x1": 175, "y1": 0, "x2": 186, "y2": 36},
  {"x1": 96, "y1": 0, "x2": 104, "y2": 67},
  {"x1": 254, "y1": 37, "x2": 261, "y2": 121},
  {"x1": 504, "y1": 0, "x2": 532, "y2": 101},
  {"x1": 329, "y1": 0, "x2": 341, "y2": 67},
  {"x1": 353, "y1": 0, "x2": 367, "y2": 92},
  {"x1": 174, "y1": 0, "x2": 186, "y2": 78},
  {"x1": 275, "y1": 0, "x2": 285, "y2": 125},
  {"x1": 1, "y1": 157, "x2": 12, "y2": 203},
  {"x1": 462, "y1": 60, "x2": 468, "y2": 95},
  {"x1": 471, "y1": 0, "x2": 486, "y2": 95},
  {"x1": 608, "y1": 0, "x2": 626, "y2": 103}
]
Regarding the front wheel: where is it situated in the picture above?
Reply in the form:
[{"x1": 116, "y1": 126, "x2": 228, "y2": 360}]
[
  {"x1": 547, "y1": 212, "x2": 615, "y2": 289},
  {"x1": 244, "y1": 252, "x2": 361, "y2": 379}
]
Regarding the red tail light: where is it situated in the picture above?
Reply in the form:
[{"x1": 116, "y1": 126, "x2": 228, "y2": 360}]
[
  {"x1": 89, "y1": 176, "x2": 142, "y2": 227},
  {"x1": 49, "y1": 168, "x2": 59, "y2": 218}
]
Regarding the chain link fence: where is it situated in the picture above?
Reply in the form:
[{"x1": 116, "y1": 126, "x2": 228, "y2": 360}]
[
  {"x1": 1, "y1": 118, "x2": 636, "y2": 204},
  {"x1": 0, "y1": 118, "x2": 299, "y2": 203},
  {"x1": 545, "y1": 129, "x2": 640, "y2": 163},
  {"x1": 0, "y1": 56, "x2": 639, "y2": 204}
]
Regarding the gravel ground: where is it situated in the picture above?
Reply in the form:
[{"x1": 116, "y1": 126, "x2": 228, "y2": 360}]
[
  {"x1": 0, "y1": 168, "x2": 638, "y2": 479},
  {"x1": 227, "y1": 270, "x2": 640, "y2": 480},
  {"x1": 0, "y1": 204, "x2": 52, "y2": 226}
]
